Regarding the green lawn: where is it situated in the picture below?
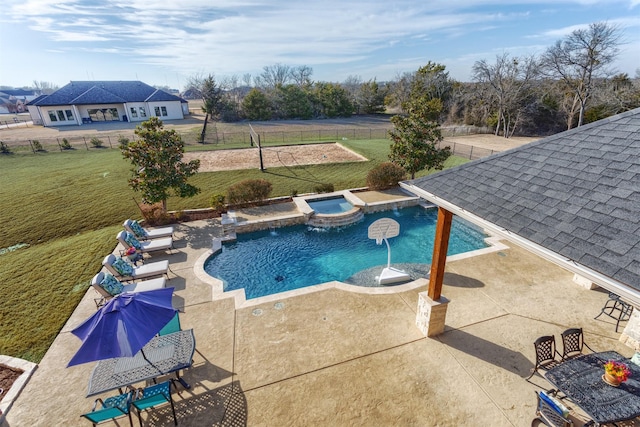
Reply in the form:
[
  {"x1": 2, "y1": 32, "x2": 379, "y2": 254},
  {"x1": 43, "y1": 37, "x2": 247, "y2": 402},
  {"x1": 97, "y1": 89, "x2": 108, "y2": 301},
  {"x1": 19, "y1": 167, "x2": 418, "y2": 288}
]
[{"x1": 0, "y1": 139, "x2": 466, "y2": 362}]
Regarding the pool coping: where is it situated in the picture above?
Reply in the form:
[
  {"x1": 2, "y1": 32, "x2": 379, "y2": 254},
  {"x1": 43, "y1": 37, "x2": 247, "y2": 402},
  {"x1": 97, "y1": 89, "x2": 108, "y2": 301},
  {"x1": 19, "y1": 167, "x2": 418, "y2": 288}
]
[{"x1": 194, "y1": 220, "x2": 509, "y2": 309}]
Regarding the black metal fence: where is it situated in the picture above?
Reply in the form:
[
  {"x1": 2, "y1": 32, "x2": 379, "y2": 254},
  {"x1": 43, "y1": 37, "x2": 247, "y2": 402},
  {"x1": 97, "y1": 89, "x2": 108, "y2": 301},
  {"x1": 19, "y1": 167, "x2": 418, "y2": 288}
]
[{"x1": 0, "y1": 124, "x2": 494, "y2": 160}]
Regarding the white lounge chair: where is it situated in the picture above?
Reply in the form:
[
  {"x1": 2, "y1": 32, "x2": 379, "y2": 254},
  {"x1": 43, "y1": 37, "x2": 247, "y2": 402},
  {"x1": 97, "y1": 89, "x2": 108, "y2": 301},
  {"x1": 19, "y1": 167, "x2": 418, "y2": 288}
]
[
  {"x1": 116, "y1": 231, "x2": 173, "y2": 255},
  {"x1": 123, "y1": 219, "x2": 174, "y2": 240},
  {"x1": 90, "y1": 272, "x2": 167, "y2": 306},
  {"x1": 102, "y1": 254, "x2": 170, "y2": 281}
]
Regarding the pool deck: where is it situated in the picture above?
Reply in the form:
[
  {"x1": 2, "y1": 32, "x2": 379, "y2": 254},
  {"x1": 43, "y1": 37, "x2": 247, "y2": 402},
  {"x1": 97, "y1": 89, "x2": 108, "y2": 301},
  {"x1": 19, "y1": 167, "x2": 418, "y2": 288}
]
[{"x1": 4, "y1": 189, "x2": 638, "y2": 426}]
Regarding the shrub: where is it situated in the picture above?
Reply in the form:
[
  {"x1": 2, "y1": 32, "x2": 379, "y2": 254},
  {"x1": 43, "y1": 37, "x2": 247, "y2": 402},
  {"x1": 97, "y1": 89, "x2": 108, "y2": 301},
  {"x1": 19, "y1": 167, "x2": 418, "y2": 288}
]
[
  {"x1": 366, "y1": 162, "x2": 407, "y2": 190},
  {"x1": 118, "y1": 135, "x2": 130, "y2": 148},
  {"x1": 227, "y1": 179, "x2": 272, "y2": 204},
  {"x1": 139, "y1": 202, "x2": 171, "y2": 225},
  {"x1": 60, "y1": 138, "x2": 72, "y2": 150},
  {"x1": 210, "y1": 194, "x2": 226, "y2": 211},
  {"x1": 31, "y1": 140, "x2": 43, "y2": 152},
  {"x1": 290, "y1": 189, "x2": 298, "y2": 197},
  {"x1": 90, "y1": 137, "x2": 104, "y2": 148},
  {"x1": 1, "y1": 141, "x2": 11, "y2": 154},
  {"x1": 314, "y1": 183, "x2": 334, "y2": 194}
]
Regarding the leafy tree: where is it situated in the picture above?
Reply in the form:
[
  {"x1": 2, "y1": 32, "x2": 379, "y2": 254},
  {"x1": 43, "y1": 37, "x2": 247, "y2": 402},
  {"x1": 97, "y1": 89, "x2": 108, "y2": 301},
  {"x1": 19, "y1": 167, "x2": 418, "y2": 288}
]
[
  {"x1": 274, "y1": 84, "x2": 313, "y2": 119},
  {"x1": 358, "y1": 79, "x2": 386, "y2": 114},
  {"x1": 185, "y1": 74, "x2": 224, "y2": 142},
  {"x1": 541, "y1": 21, "x2": 622, "y2": 128},
  {"x1": 412, "y1": 62, "x2": 453, "y2": 104},
  {"x1": 121, "y1": 117, "x2": 200, "y2": 212},
  {"x1": 313, "y1": 82, "x2": 354, "y2": 118},
  {"x1": 388, "y1": 97, "x2": 450, "y2": 179},
  {"x1": 242, "y1": 88, "x2": 272, "y2": 120}
]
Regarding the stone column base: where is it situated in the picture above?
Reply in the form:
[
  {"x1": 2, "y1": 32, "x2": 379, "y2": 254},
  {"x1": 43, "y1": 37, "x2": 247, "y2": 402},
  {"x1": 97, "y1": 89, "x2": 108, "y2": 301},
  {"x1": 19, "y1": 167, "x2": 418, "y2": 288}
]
[
  {"x1": 416, "y1": 292, "x2": 449, "y2": 337},
  {"x1": 619, "y1": 310, "x2": 640, "y2": 351},
  {"x1": 572, "y1": 273, "x2": 599, "y2": 290}
]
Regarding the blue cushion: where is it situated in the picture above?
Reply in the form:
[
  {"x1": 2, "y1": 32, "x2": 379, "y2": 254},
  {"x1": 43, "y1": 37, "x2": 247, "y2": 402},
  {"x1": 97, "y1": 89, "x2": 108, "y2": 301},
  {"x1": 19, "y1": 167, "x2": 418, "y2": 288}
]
[
  {"x1": 539, "y1": 391, "x2": 569, "y2": 417},
  {"x1": 101, "y1": 273, "x2": 124, "y2": 296},
  {"x1": 112, "y1": 257, "x2": 134, "y2": 276},
  {"x1": 124, "y1": 232, "x2": 142, "y2": 250},
  {"x1": 130, "y1": 220, "x2": 147, "y2": 238}
]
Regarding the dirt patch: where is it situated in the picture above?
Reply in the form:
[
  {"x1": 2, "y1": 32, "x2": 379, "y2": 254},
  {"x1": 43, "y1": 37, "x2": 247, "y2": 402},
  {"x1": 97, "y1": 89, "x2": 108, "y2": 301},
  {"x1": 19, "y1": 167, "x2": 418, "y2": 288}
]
[
  {"x1": 185, "y1": 142, "x2": 367, "y2": 172},
  {"x1": 0, "y1": 364, "x2": 23, "y2": 402}
]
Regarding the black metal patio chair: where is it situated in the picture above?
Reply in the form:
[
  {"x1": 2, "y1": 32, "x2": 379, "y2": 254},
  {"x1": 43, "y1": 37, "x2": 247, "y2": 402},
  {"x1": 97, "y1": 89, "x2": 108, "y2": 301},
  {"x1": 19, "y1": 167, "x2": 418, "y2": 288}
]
[
  {"x1": 527, "y1": 335, "x2": 562, "y2": 380},
  {"x1": 560, "y1": 328, "x2": 595, "y2": 361}
]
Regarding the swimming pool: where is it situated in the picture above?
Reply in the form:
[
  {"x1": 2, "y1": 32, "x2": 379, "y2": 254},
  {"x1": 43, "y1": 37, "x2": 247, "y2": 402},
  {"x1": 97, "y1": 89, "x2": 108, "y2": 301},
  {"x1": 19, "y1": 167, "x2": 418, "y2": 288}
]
[
  {"x1": 204, "y1": 206, "x2": 489, "y2": 300},
  {"x1": 307, "y1": 196, "x2": 354, "y2": 214}
]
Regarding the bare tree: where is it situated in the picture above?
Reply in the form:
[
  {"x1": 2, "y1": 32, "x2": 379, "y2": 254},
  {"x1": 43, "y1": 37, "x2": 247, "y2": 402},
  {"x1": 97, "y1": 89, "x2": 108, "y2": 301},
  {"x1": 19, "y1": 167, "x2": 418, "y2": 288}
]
[
  {"x1": 342, "y1": 75, "x2": 362, "y2": 112},
  {"x1": 31, "y1": 80, "x2": 58, "y2": 95},
  {"x1": 541, "y1": 21, "x2": 623, "y2": 128},
  {"x1": 387, "y1": 71, "x2": 414, "y2": 112},
  {"x1": 255, "y1": 63, "x2": 292, "y2": 89},
  {"x1": 242, "y1": 73, "x2": 253, "y2": 87},
  {"x1": 472, "y1": 53, "x2": 539, "y2": 137},
  {"x1": 290, "y1": 65, "x2": 313, "y2": 87},
  {"x1": 220, "y1": 75, "x2": 239, "y2": 91}
]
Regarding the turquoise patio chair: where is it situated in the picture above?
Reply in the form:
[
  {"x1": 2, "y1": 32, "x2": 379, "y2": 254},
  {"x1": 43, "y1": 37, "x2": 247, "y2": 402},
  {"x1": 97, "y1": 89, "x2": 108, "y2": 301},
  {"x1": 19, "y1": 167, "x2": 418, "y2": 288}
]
[
  {"x1": 81, "y1": 390, "x2": 133, "y2": 426},
  {"x1": 158, "y1": 312, "x2": 181, "y2": 336},
  {"x1": 132, "y1": 380, "x2": 177, "y2": 426}
]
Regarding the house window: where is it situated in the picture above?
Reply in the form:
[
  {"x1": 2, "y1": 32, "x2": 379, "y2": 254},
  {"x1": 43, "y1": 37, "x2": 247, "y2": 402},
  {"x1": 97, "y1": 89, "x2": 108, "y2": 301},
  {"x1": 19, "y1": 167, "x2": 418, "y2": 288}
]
[
  {"x1": 154, "y1": 106, "x2": 161, "y2": 116},
  {"x1": 65, "y1": 110, "x2": 74, "y2": 120},
  {"x1": 161, "y1": 106, "x2": 167, "y2": 116},
  {"x1": 57, "y1": 111, "x2": 66, "y2": 121},
  {"x1": 139, "y1": 107, "x2": 146, "y2": 117},
  {"x1": 130, "y1": 107, "x2": 138, "y2": 118},
  {"x1": 48, "y1": 111, "x2": 58, "y2": 121}
]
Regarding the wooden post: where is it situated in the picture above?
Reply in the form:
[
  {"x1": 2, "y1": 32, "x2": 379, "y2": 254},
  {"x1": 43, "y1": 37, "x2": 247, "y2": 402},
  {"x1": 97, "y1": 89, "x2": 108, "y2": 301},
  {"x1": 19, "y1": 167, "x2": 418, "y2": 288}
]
[{"x1": 428, "y1": 207, "x2": 453, "y2": 301}]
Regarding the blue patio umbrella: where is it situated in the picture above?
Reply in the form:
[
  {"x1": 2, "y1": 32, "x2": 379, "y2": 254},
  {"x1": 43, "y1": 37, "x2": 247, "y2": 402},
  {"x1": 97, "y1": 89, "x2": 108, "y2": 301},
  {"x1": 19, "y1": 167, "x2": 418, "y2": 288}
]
[{"x1": 68, "y1": 287, "x2": 176, "y2": 367}]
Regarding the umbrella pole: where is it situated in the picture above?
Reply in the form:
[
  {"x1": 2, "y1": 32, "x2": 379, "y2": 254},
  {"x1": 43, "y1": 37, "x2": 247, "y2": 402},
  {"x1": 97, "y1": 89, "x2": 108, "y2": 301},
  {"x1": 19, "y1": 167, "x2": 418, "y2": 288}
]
[{"x1": 140, "y1": 349, "x2": 163, "y2": 375}]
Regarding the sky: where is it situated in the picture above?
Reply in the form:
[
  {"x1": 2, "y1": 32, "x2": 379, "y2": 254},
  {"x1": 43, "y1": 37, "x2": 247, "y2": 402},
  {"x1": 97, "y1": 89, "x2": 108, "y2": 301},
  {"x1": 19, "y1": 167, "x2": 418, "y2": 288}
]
[{"x1": 1, "y1": 0, "x2": 639, "y2": 91}]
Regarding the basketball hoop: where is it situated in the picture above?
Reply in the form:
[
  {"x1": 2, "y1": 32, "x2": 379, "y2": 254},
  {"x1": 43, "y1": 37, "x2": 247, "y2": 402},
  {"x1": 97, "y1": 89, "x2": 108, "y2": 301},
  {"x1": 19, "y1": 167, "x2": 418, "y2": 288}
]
[{"x1": 368, "y1": 218, "x2": 411, "y2": 285}]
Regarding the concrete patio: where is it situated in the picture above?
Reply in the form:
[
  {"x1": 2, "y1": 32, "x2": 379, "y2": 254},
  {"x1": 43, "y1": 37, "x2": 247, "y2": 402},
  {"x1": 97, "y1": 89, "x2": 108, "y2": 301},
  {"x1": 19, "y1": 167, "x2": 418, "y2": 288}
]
[{"x1": 3, "y1": 194, "x2": 636, "y2": 427}]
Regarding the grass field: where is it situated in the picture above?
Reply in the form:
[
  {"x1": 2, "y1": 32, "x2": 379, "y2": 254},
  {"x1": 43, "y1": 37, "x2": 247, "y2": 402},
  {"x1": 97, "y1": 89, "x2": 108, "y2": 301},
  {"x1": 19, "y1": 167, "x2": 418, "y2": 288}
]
[{"x1": 0, "y1": 133, "x2": 466, "y2": 362}]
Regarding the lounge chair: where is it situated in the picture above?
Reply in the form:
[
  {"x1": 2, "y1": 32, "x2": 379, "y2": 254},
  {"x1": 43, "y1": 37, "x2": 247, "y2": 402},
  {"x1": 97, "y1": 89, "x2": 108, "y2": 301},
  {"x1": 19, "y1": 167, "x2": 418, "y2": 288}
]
[
  {"x1": 102, "y1": 254, "x2": 170, "y2": 281},
  {"x1": 91, "y1": 272, "x2": 166, "y2": 306},
  {"x1": 116, "y1": 231, "x2": 173, "y2": 255},
  {"x1": 123, "y1": 219, "x2": 174, "y2": 240}
]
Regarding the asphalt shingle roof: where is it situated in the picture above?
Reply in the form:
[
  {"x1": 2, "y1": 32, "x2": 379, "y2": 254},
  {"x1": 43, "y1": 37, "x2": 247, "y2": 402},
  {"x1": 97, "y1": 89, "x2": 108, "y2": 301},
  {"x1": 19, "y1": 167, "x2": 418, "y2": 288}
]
[
  {"x1": 409, "y1": 107, "x2": 640, "y2": 291},
  {"x1": 32, "y1": 81, "x2": 185, "y2": 106}
]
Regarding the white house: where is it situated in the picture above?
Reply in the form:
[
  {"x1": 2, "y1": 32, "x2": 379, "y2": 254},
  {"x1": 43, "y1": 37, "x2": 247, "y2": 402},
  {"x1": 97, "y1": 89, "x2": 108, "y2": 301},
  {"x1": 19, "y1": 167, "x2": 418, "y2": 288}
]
[{"x1": 27, "y1": 81, "x2": 189, "y2": 127}]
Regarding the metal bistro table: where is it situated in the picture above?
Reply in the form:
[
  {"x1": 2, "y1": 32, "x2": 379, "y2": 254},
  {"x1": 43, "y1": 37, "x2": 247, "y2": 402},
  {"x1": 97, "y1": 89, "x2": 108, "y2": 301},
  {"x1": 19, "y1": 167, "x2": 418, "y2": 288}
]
[
  {"x1": 87, "y1": 329, "x2": 196, "y2": 397},
  {"x1": 545, "y1": 351, "x2": 640, "y2": 426}
]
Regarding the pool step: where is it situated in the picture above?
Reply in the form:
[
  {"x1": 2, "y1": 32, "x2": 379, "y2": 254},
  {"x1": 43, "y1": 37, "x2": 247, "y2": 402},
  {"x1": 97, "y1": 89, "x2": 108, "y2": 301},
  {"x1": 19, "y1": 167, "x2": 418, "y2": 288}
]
[{"x1": 306, "y1": 207, "x2": 364, "y2": 228}]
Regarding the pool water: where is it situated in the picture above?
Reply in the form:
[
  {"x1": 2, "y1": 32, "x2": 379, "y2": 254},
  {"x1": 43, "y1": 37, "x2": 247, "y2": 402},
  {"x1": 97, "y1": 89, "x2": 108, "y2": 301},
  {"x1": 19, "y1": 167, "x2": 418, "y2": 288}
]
[
  {"x1": 205, "y1": 206, "x2": 488, "y2": 299},
  {"x1": 307, "y1": 197, "x2": 353, "y2": 214}
]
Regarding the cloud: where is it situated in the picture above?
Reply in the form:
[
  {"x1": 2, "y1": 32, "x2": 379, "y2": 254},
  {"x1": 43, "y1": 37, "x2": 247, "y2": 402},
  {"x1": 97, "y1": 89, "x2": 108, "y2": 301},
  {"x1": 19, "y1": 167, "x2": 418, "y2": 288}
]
[{"x1": 3, "y1": 0, "x2": 639, "y2": 86}]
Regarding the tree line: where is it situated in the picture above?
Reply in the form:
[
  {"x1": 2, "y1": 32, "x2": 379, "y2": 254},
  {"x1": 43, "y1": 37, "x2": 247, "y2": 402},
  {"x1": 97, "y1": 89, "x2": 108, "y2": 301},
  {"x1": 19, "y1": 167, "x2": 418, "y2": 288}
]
[{"x1": 187, "y1": 22, "x2": 638, "y2": 138}]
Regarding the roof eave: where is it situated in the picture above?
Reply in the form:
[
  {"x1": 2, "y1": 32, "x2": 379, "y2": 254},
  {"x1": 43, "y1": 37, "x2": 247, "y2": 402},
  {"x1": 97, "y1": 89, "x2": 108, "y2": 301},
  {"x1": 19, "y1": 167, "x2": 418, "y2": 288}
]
[{"x1": 400, "y1": 181, "x2": 640, "y2": 307}]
